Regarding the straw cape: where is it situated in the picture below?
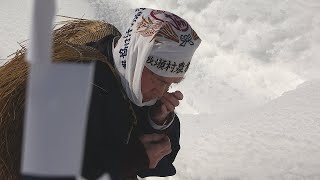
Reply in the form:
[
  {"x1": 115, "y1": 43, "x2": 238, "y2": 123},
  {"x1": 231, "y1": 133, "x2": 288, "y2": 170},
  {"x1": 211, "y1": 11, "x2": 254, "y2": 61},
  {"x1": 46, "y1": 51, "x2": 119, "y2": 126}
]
[{"x1": 0, "y1": 17, "x2": 121, "y2": 179}]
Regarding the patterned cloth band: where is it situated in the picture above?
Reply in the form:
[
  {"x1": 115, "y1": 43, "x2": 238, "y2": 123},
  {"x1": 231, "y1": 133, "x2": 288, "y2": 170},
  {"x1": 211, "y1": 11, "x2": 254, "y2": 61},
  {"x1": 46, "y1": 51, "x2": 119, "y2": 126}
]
[
  {"x1": 143, "y1": 9, "x2": 201, "y2": 77},
  {"x1": 113, "y1": 8, "x2": 201, "y2": 106},
  {"x1": 145, "y1": 56, "x2": 191, "y2": 77}
]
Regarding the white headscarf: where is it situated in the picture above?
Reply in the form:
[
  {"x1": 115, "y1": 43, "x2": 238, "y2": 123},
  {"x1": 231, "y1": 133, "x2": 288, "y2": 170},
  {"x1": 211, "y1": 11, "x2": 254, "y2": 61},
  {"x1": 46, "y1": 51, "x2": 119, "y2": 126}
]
[{"x1": 113, "y1": 8, "x2": 201, "y2": 106}]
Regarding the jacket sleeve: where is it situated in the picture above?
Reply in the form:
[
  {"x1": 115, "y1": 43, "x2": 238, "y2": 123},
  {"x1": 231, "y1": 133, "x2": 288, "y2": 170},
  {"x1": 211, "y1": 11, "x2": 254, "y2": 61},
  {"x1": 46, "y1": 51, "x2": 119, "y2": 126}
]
[
  {"x1": 137, "y1": 110, "x2": 181, "y2": 178},
  {"x1": 82, "y1": 111, "x2": 150, "y2": 180}
]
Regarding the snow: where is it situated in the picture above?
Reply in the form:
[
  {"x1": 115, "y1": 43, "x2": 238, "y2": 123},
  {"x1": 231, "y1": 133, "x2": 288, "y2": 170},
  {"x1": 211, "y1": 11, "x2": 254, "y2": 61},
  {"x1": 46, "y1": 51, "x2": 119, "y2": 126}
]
[
  {"x1": 1, "y1": 0, "x2": 320, "y2": 179},
  {"x1": 172, "y1": 79, "x2": 320, "y2": 180}
]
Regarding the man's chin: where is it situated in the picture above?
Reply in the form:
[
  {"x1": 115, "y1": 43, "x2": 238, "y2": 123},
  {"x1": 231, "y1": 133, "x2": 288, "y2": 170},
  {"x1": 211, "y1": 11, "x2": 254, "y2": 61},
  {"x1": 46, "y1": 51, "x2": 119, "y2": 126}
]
[
  {"x1": 142, "y1": 98, "x2": 152, "y2": 103},
  {"x1": 142, "y1": 97, "x2": 158, "y2": 103}
]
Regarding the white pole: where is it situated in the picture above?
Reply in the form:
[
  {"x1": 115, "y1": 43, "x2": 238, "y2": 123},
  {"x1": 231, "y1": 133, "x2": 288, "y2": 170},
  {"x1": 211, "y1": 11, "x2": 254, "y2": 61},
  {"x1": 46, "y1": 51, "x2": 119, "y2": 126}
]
[
  {"x1": 22, "y1": 0, "x2": 95, "y2": 177},
  {"x1": 27, "y1": 0, "x2": 56, "y2": 64}
]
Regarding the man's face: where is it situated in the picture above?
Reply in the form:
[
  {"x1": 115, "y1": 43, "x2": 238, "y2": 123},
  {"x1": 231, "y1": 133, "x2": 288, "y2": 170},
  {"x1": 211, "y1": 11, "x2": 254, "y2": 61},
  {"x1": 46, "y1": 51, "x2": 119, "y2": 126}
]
[{"x1": 141, "y1": 67, "x2": 183, "y2": 102}]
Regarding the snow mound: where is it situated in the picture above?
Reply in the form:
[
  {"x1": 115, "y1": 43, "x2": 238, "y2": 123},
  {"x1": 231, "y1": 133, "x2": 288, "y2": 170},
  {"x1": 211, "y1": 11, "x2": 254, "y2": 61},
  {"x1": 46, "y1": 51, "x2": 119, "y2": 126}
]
[{"x1": 150, "y1": 79, "x2": 320, "y2": 180}]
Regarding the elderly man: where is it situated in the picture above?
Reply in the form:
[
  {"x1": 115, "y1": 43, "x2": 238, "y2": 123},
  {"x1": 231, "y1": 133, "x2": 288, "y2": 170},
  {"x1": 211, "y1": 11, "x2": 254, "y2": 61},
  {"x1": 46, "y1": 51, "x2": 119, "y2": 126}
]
[{"x1": 23, "y1": 8, "x2": 201, "y2": 180}]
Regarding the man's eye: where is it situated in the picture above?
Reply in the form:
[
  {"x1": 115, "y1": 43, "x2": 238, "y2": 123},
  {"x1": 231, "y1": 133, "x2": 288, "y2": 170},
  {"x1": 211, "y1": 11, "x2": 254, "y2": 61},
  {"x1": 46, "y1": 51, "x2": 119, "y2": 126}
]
[
  {"x1": 158, "y1": 80, "x2": 166, "y2": 86},
  {"x1": 160, "y1": 80, "x2": 169, "y2": 85},
  {"x1": 154, "y1": 76, "x2": 169, "y2": 86}
]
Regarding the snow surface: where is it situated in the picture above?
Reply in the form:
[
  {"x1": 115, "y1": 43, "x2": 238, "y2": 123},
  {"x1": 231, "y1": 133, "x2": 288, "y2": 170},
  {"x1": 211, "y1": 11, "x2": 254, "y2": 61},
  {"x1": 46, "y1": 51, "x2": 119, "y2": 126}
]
[
  {"x1": 171, "y1": 79, "x2": 320, "y2": 180},
  {"x1": 1, "y1": 0, "x2": 320, "y2": 179}
]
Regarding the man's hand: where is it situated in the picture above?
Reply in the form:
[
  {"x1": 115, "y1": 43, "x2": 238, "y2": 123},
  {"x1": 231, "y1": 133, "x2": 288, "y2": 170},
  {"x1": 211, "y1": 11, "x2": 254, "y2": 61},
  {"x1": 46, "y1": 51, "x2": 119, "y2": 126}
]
[
  {"x1": 140, "y1": 134, "x2": 172, "y2": 168},
  {"x1": 150, "y1": 91, "x2": 183, "y2": 125}
]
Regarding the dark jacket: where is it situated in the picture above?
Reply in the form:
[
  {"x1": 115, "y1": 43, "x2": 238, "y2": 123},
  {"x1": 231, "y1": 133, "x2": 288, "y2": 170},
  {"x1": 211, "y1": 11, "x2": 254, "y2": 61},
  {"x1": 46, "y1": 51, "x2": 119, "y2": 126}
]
[{"x1": 81, "y1": 35, "x2": 181, "y2": 180}]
